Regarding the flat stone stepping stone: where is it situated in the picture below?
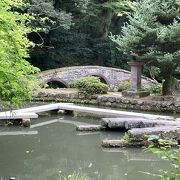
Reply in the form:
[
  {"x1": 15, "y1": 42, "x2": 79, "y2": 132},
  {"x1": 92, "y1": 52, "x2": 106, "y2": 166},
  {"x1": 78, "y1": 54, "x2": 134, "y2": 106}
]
[
  {"x1": 129, "y1": 126, "x2": 180, "y2": 141},
  {"x1": 76, "y1": 125, "x2": 103, "y2": 131},
  {"x1": 102, "y1": 139, "x2": 148, "y2": 148},
  {"x1": 101, "y1": 118, "x2": 180, "y2": 130}
]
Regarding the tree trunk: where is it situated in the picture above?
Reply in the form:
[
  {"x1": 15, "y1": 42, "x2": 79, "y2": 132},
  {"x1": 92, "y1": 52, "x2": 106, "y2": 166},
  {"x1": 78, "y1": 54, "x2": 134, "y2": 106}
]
[
  {"x1": 162, "y1": 75, "x2": 174, "y2": 95},
  {"x1": 100, "y1": 8, "x2": 113, "y2": 38}
]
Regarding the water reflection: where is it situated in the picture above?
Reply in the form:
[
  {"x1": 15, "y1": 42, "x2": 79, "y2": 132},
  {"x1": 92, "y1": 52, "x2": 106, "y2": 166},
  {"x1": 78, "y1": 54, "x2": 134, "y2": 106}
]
[{"x1": 0, "y1": 115, "x2": 170, "y2": 180}]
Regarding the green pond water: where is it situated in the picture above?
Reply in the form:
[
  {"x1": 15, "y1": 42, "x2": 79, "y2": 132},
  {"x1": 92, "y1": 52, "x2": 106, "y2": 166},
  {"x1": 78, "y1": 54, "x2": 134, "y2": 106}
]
[{"x1": 0, "y1": 114, "x2": 170, "y2": 180}]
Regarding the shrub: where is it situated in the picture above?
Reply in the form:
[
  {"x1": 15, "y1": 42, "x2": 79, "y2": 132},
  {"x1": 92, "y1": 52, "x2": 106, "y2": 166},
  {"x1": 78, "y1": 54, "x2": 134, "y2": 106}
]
[
  {"x1": 144, "y1": 83, "x2": 162, "y2": 95},
  {"x1": 69, "y1": 76, "x2": 108, "y2": 96},
  {"x1": 118, "y1": 80, "x2": 131, "y2": 92}
]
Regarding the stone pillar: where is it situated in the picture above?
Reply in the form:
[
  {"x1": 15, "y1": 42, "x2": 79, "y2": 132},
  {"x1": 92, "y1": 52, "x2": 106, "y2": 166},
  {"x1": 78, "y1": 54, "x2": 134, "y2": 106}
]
[
  {"x1": 128, "y1": 61, "x2": 144, "y2": 91},
  {"x1": 122, "y1": 61, "x2": 150, "y2": 98}
]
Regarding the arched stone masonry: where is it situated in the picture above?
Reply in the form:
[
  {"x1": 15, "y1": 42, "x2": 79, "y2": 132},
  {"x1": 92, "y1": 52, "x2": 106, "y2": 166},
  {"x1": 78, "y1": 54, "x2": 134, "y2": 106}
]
[{"x1": 39, "y1": 66, "x2": 156, "y2": 90}]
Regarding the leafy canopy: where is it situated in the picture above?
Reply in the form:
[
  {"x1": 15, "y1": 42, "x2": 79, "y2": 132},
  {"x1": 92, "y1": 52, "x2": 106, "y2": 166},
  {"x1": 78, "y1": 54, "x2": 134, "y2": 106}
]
[
  {"x1": 85, "y1": 0, "x2": 135, "y2": 17},
  {"x1": 0, "y1": 0, "x2": 40, "y2": 106},
  {"x1": 27, "y1": 0, "x2": 73, "y2": 31},
  {"x1": 99, "y1": 0, "x2": 135, "y2": 16},
  {"x1": 111, "y1": 0, "x2": 180, "y2": 95}
]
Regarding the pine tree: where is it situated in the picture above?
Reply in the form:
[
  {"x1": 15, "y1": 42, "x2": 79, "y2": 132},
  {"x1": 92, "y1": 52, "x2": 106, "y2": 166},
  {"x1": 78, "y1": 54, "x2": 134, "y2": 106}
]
[{"x1": 111, "y1": 0, "x2": 180, "y2": 95}]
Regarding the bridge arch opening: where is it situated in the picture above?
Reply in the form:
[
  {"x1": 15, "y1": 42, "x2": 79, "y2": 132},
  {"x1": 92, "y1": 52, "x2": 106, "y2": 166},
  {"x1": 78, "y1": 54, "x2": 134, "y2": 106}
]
[
  {"x1": 94, "y1": 76, "x2": 107, "y2": 84},
  {"x1": 46, "y1": 81, "x2": 68, "y2": 89},
  {"x1": 88, "y1": 75, "x2": 109, "y2": 85}
]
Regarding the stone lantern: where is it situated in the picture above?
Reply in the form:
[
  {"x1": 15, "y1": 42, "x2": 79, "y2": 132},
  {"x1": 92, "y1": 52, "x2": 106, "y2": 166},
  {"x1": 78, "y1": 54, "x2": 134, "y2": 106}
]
[{"x1": 122, "y1": 60, "x2": 150, "y2": 98}]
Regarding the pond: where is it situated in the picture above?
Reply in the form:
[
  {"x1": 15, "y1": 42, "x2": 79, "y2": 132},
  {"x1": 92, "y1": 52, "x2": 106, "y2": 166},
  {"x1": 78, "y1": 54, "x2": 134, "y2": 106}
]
[{"x1": 0, "y1": 114, "x2": 170, "y2": 180}]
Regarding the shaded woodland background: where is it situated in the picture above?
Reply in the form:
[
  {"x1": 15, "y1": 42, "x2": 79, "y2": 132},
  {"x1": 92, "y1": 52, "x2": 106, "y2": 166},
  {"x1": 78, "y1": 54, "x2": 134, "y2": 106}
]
[{"x1": 27, "y1": 0, "x2": 129, "y2": 71}]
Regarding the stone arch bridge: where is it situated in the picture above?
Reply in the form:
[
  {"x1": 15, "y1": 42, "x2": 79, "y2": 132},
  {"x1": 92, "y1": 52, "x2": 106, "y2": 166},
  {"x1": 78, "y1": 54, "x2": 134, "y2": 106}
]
[{"x1": 39, "y1": 66, "x2": 155, "y2": 90}]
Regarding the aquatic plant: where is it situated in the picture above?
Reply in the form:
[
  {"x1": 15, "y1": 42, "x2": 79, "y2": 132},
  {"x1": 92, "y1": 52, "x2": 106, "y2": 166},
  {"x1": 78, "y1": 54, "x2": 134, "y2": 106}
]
[
  {"x1": 60, "y1": 172, "x2": 91, "y2": 180},
  {"x1": 142, "y1": 138, "x2": 180, "y2": 180}
]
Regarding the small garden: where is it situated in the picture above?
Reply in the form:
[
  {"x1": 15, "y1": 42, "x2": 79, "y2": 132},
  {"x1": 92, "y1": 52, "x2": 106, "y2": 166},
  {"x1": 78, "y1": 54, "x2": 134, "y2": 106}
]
[{"x1": 0, "y1": 0, "x2": 179, "y2": 180}]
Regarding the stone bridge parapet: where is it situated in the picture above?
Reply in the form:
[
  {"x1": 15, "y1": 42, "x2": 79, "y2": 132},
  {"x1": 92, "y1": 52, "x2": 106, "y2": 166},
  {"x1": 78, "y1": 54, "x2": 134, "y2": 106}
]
[{"x1": 39, "y1": 66, "x2": 156, "y2": 90}]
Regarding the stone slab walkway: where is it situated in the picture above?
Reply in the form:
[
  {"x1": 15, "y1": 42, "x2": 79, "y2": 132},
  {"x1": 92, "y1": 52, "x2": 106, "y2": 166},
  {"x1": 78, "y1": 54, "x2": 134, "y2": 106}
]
[{"x1": 0, "y1": 103, "x2": 176, "y2": 121}]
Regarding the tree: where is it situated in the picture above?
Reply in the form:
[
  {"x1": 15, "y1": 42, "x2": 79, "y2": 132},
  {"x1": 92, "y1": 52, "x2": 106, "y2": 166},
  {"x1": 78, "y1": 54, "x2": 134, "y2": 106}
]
[
  {"x1": 111, "y1": 0, "x2": 180, "y2": 95},
  {"x1": 26, "y1": 0, "x2": 132, "y2": 70},
  {"x1": 86, "y1": 0, "x2": 135, "y2": 38},
  {"x1": 0, "y1": 0, "x2": 40, "y2": 106},
  {"x1": 27, "y1": 0, "x2": 73, "y2": 31}
]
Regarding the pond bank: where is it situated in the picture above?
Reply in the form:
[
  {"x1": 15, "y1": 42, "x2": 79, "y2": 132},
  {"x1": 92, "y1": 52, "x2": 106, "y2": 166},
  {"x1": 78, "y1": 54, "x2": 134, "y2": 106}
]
[
  {"x1": 35, "y1": 89, "x2": 180, "y2": 114},
  {"x1": 33, "y1": 89, "x2": 180, "y2": 147},
  {"x1": 1, "y1": 97, "x2": 179, "y2": 148}
]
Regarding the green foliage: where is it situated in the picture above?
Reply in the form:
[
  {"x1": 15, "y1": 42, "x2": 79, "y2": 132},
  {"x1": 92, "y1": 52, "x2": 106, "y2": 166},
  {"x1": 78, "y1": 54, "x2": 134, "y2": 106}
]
[
  {"x1": 143, "y1": 138, "x2": 180, "y2": 180},
  {"x1": 74, "y1": 0, "x2": 90, "y2": 13},
  {"x1": 0, "y1": 0, "x2": 40, "y2": 107},
  {"x1": 111, "y1": 0, "x2": 180, "y2": 95},
  {"x1": 99, "y1": 0, "x2": 135, "y2": 16},
  {"x1": 123, "y1": 132, "x2": 131, "y2": 141},
  {"x1": 143, "y1": 66, "x2": 162, "y2": 81},
  {"x1": 69, "y1": 76, "x2": 108, "y2": 96},
  {"x1": 144, "y1": 83, "x2": 162, "y2": 95},
  {"x1": 85, "y1": 0, "x2": 135, "y2": 38},
  {"x1": 86, "y1": 0, "x2": 135, "y2": 16},
  {"x1": 27, "y1": 0, "x2": 72, "y2": 31},
  {"x1": 118, "y1": 79, "x2": 131, "y2": 91},
  {"x1": 27, "y1": 0, "x2": 132, "y2": 71},
  {"x1": 29, "y1": 28, "x2": 128, "y2": 70}
]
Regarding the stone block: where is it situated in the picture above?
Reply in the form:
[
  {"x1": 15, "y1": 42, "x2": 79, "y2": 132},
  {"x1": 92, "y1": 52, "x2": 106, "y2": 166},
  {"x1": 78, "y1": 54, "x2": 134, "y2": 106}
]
[
  {"x1": 76, "y1": 125, "x2": 103, "y2": 131},
  {"x1": 22, "y1": 119, "x2": 31, "y2": 127},
  {"x1": 102, "y1": 139, "x2": 149, "y2": 148},
  {"x1": 122, "y1": 90, "x2": 150, "y2": 98}
]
